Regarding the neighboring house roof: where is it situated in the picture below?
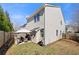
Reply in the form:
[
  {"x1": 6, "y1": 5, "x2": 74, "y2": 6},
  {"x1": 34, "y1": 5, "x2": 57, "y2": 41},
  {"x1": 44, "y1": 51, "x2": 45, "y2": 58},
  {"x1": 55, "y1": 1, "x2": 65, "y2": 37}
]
[{"x1": 26, "y1": 4, "x2": 60, "y2": 20}]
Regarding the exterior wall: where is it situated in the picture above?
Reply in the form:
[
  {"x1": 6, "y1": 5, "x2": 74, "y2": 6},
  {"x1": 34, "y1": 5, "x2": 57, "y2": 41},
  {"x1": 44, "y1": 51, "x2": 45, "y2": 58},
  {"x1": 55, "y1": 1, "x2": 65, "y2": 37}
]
[
  {"x1": 45, "y1": 7, "x2": 65, "y2": 45},
  {"x1": 25, "y1": 10, "x2": 45, "y2": 43},
  {"x1": 25, "y1": 11, "x2": 45, "y2": 30},
  {"x1": 25, "y1": 6, "x2": 65, "y2": 45}
]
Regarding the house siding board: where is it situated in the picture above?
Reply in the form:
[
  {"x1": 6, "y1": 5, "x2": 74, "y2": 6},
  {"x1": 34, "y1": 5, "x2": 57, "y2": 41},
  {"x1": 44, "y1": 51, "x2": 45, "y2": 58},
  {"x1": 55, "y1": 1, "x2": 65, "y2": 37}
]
[
  {"x1": 45, "y1": 7, "x2": 65, "y2": 45},
  {"x1": 39, "y1": 12, "x2": 44, "y2": 29},
  {"x1": 25, "y1": 11, "x2": 45, "y2": 30}
]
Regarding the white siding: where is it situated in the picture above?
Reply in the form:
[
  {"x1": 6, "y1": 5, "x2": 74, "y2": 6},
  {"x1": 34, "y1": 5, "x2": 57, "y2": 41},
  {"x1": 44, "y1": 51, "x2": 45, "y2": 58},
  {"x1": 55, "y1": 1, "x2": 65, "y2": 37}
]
[
  {"x1": 25, "y1": 12, "x2": 45, "y2": 30},
  {"x1": 45, "y1": 7, "x2": 65, "y2": 45},
  {"x1": 25, "y1": 10, "x2": 45, "y2": 43},
  {"x1": 25, "y1": 6, "x2": 65, "y2": 45}
]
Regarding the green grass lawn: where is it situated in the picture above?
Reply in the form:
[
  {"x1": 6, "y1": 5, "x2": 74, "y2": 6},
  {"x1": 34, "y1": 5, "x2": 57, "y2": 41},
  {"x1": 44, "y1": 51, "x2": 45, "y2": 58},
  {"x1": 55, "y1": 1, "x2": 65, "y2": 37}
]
[{"x1": 6, "y1": 39, "x2": 79, "y2": 55}]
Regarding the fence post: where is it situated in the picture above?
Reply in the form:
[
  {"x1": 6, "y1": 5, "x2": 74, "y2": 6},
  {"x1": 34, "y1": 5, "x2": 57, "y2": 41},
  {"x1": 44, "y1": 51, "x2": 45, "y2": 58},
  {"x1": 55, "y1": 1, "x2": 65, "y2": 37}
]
[{"x1": 4, "y1": 31, "x2": 5, "y2": 44}]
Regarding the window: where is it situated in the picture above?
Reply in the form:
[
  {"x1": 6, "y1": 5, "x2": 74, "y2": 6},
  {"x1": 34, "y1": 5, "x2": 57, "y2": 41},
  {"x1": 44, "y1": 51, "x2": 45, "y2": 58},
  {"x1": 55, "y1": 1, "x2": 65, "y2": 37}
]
[
  {"x1": 56, "y1": 30, "x2": 58, "y2": 36},
  {"x1": 60, "y1": 20, "x2": 62, "y2": 25},
  {"x1": 34, "y1": 14, "x2": 40, "y2": 23}
]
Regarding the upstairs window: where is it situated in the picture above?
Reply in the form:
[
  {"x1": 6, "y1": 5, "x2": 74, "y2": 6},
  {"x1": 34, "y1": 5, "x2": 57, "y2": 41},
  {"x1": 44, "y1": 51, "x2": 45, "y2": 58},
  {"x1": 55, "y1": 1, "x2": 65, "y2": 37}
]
[
  {"x1": 34, "y1": 14, "x2": 40, "y2": 23},
  {"x1": 34, "y1": 10, "x2": 44, "y2": 23}
]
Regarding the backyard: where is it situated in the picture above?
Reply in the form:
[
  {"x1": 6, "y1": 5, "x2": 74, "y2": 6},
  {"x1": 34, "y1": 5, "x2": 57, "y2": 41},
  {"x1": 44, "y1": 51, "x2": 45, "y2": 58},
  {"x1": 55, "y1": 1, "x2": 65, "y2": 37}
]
[{"x1": 6, "y1": 39, "x2": 79, "y2": 55}]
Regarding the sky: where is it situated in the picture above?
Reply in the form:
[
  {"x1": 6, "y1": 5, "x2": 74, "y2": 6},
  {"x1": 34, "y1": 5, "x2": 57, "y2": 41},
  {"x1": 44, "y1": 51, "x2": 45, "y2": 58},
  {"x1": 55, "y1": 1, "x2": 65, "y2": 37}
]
[{"x1": 0, "y1": 3, "x2": 79, "y2": 27}]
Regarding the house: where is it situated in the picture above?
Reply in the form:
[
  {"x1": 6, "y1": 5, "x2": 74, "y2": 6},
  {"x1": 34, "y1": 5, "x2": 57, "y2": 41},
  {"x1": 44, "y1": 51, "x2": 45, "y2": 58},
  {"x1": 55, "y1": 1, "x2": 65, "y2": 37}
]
[
  {"x1": 24, "y1": 4, "x2": 65, "y2": 45},
  {"x1": 66, "y1": 25, "x2": 79, "y2": 33}
]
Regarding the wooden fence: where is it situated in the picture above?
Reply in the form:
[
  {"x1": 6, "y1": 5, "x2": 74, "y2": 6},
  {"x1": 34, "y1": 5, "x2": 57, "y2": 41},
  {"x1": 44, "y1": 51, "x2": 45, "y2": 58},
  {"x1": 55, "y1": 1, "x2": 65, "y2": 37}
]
[{"x1": 0, "y1": 31, "x2": 14, "y2": 54}]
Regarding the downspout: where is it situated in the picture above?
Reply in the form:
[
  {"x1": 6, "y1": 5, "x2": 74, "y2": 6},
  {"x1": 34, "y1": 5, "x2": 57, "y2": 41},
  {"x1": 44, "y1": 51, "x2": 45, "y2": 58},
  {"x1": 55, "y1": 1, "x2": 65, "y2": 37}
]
[{"x1": 44, "y1": 8, "x2": 45, "y2": 45}]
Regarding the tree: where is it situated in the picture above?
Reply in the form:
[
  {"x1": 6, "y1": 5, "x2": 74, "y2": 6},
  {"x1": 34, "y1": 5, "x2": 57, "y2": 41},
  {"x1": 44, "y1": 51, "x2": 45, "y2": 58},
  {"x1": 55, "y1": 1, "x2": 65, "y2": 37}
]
[
  {"x1": 0, "y1": 5, "x2": 14, "y2": 32},
  {"x1": 0, "y1": 5, "x2": 6, "y2": 31},
  {"x1": 5, "y1": 11, "x2": 14, "y2": 31}
]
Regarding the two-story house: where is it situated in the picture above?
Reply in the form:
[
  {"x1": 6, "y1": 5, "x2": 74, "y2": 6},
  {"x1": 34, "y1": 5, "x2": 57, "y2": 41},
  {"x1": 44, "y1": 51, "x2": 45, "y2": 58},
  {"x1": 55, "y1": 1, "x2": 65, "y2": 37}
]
[{"x1": 24, "y1": 4, "x2": 65, "y2": 45}]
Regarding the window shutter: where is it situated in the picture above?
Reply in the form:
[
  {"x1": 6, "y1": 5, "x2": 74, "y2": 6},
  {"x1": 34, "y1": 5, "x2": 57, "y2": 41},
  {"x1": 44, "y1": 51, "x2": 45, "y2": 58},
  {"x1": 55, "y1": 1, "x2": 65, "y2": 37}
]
[
  {"x1": 34, "y1": 16, "x2": 36, "y2": 22},
  {"x1": 37, "y1": 14, "x2": 40, "y2": 21}
]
